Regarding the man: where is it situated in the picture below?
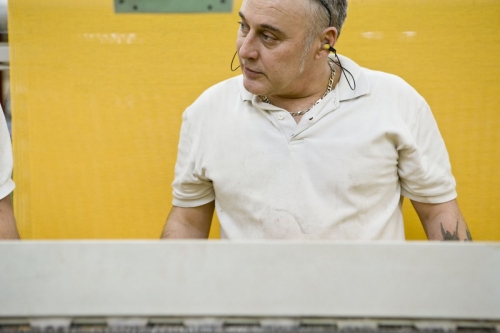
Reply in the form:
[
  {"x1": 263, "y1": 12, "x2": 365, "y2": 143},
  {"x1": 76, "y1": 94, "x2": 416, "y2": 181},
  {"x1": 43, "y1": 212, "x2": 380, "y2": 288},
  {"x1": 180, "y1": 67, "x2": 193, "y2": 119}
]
[
  {"x1": 161, "y1": 0, "x2": 471, "y2": 241},
  {"x1": 0, "y1": 105, "x2": 18, "y2": 239}
]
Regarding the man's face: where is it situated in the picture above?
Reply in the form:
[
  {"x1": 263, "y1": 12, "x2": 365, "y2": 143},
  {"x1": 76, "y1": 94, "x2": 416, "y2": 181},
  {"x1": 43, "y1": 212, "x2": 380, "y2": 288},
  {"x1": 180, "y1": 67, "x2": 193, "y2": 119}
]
[{"x1": 236, "y1": 0, "x2": 314, "y2": 98}]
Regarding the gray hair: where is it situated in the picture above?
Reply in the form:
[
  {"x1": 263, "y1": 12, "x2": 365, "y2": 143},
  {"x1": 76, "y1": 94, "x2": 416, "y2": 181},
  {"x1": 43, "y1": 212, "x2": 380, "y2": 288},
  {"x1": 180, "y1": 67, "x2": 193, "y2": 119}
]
[
  {"x1": 299, "y1": 0, "x2": 348, "y2": 72},
  {"x1": 309, "y1": 0, "x2": 348, "y2": 36}
]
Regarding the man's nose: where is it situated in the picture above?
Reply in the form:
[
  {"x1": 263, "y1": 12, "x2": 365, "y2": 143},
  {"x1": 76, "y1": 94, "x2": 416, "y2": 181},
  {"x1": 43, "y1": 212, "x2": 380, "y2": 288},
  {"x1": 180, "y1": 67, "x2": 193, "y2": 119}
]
[{"x1": 238, "y1": 35, "x2": 258, "y2": 59}]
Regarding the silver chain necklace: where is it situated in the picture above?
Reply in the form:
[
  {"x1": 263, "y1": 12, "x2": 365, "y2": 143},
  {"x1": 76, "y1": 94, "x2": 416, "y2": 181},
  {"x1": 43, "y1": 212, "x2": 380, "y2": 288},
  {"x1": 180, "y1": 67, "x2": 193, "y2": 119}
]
[{"x1": 260, "y1": 61, "x2": 336, "y2": 117}]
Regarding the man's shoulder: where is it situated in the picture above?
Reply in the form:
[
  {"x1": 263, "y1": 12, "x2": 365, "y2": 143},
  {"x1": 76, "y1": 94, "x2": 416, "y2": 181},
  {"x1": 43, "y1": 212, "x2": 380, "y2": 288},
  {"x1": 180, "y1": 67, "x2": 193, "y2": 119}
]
[
  {"x1": 335, "y1": 55, "x2": 423, "y2": 103},
  {"x1": 196, "y1": 75, "x2": 243, "y2": 103},
  {"x1": 337, "y1": 54, "x2": 415, "y2": 91},
  {"x1": 361, "y1": 67, "x2": 425, "y2": 102},
  {"x1": 362, "y1": 67, "x2": 413, "y2": 89},
  {"x1": 182, "y1": 75, "x2": 248, "y2": 122}
]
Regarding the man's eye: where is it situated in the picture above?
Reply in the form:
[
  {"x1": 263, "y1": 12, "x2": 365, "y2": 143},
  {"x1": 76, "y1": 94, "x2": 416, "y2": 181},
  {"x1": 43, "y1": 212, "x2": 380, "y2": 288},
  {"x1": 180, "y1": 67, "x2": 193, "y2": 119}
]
[
  {"x1": 237, "y1": 21, "x2": 248, "y2": 30},
  {"x1": 262, "y1": 33, "x2": 275, "y2": 41}
]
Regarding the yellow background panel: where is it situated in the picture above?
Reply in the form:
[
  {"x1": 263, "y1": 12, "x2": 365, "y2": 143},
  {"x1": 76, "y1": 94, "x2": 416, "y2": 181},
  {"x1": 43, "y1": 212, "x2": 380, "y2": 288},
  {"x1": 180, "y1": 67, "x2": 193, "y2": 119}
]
[{"x1": 9, "y1": 0, "x2": 500, "y2": 240}]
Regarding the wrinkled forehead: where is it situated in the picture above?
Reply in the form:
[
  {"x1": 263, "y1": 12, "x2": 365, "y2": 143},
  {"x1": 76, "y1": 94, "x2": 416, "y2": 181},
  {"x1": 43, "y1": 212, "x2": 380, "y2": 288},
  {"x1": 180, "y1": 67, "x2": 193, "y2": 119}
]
[{"x1": 240, "y1": 0, "x2": 311, "y2": 31}]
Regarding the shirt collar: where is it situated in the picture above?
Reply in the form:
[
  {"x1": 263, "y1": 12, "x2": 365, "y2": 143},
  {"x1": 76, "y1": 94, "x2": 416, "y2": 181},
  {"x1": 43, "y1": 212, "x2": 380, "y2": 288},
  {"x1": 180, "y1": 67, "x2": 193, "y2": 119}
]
[
  {"x1": 333, "y1": 54, "x2": 370, "y2": 101},
  {"x1": 238, "y1": 75, "x2": 253, "y2": 102},
  {"x1": 238, "y1": 54, "x2": 370, "y2": 102}
]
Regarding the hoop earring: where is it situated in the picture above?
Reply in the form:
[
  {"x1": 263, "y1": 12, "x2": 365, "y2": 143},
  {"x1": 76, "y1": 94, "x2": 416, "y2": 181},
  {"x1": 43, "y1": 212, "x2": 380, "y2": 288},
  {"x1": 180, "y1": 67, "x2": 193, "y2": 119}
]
[{"x1": 231, "y1": 51, "x2": 240, "y2": 71}]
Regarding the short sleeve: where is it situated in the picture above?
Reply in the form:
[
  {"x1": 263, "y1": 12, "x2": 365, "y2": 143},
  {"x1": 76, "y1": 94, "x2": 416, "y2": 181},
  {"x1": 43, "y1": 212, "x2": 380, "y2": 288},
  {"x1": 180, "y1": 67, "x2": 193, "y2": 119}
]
[
  {"x1": 398, "y1": 101, "x2": 457, "y2": 203},
  {"x1": 171, "y1": 108, "x2": 215, "y2": 207},
  {"x1": 0, "y1": 107, "x2": 14, "y2": 199}
]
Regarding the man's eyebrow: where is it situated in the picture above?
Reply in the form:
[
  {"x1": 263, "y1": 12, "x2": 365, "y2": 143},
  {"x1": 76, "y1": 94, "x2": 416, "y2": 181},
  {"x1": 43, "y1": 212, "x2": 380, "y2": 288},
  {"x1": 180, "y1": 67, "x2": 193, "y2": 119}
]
[{"x1": 238, "y1": 11, "x2": 285, "y2": 35}]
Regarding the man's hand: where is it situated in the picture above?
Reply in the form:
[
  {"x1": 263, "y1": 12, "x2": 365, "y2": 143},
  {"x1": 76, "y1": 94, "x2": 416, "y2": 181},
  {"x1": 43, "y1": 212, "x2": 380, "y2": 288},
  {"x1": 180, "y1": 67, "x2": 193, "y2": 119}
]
[
  {"x1": 0, "y1": 195, "x2": 20, "y2": 239},
  {"x1": 161, "y1": 201, "x2": 215, "y2": 239},
  {"x1": 411, "y1": 199, "x2": 472, "y2": 241}
]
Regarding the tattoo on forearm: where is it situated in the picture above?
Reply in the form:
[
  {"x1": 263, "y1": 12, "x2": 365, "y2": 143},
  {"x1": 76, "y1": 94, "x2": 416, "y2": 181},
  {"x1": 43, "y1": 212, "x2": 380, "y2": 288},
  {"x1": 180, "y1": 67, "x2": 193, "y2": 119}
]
[
  {"x1": 440, "y1": 221, "x2": 472, "y2": 241},
  {"x1": 440, "y1": 222, "x2": 459, "y2": 240},
  {"x1": 465, "y1": 227, "x2": 473, "y2": 241}
]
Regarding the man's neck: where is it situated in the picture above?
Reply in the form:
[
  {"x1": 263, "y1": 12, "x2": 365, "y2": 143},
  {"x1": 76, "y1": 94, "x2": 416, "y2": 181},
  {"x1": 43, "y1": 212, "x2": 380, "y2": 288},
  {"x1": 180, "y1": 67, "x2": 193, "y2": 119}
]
[{"x1": 265, "y1": 61, "x2": 341, "y2": 114}]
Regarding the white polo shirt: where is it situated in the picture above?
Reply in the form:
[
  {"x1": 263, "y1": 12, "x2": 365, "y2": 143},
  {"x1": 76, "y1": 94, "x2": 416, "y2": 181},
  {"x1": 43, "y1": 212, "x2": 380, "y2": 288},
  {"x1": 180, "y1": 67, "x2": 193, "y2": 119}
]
[
  {"x1": 172, "y1": 55, "x2": 456, "y2": 240},
  {"x1": 0, "y1": 106, "x2": 14, "y2": 200}
]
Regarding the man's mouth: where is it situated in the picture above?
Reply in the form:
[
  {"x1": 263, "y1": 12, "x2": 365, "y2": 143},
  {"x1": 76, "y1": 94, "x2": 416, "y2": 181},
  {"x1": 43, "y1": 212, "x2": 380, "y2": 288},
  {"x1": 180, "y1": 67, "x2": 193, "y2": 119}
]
[{"x1": 242, "y1": 65, "x2": 263, "y2": 77}]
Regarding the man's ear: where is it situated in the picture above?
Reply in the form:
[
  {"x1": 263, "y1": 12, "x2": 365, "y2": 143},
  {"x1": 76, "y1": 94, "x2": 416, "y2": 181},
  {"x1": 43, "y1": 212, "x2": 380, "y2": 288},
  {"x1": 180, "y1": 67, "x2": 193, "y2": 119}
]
[{"x1": 316, "y1": 27, "x2": 338, "y2": 58}]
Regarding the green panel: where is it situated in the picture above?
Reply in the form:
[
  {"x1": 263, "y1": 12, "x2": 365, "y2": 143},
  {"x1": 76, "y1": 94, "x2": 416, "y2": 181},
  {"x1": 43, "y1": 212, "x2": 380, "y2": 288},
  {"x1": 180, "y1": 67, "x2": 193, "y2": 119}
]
[{"x1": 114, "y1": 0, "x2": 233, "y2": 13}]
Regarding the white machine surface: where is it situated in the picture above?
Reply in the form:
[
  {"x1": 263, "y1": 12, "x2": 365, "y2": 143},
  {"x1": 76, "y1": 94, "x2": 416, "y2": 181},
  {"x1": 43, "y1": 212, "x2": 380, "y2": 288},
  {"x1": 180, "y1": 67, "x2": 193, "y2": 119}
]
[{"x1": 0, "y1": 241, "x2": 499, "y2": 332}]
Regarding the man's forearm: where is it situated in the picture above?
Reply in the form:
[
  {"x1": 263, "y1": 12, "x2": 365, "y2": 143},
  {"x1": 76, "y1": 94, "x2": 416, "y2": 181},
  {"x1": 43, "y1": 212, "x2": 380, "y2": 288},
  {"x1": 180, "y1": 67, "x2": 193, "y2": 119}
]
[
  {"x1": 411, "y1": 199, "x2": 472, "y2": 241},
  {"x1": 0, "y1": 195, "x2": 20, "y2": 239}
]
